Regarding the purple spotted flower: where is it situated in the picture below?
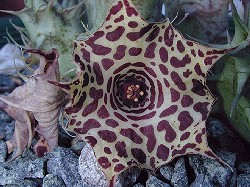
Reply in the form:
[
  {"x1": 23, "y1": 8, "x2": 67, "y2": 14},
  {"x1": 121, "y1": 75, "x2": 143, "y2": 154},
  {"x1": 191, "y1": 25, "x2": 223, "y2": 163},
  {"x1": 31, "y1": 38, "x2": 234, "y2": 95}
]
[{"x1": 53, "y1": 0, "x2": 230, "y2": 186}]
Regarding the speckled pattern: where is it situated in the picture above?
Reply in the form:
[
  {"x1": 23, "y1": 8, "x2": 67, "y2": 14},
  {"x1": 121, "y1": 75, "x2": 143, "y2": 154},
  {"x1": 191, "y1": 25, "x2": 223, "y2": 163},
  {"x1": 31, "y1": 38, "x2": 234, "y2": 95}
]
[{"x1": 52, "y1": 0, "x2": 229, "y2": 185}]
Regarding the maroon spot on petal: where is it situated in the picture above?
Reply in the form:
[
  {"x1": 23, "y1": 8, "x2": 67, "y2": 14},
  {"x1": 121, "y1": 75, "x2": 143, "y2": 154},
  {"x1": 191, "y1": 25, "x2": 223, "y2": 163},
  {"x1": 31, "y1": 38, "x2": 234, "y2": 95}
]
[
  {"x1": 106, "y1": 1, "x2": 123, "y2": 21},
  {"x1": 195, "y1": 133, "x2": 203, "y2": 144},
  {"x1": 170, "y1": 54, "x2": 191, "y2": 68},
  {"x1": 107, "y1": 77, "x2": 112, "y2": 93},
  {"x1": 98, "y1": 130, "x2": 117, "y2": 143},
  {"x1": 193, "y1": 102, "x2": 210, "y2": 120},
  {"x1": 157, "y1": 80, "x2": 164, "y2": 108},
  {"x1": 104, "y1": 147, "x2": 112, "y2": 154},
  {"x1": 120, "y1": 128, "x2": 143, "y2": 144},
  {"x1": 159, "y1": 105, "x2": 178, "y2": 117},
  {"x1": 164, "y1": 25, "x2": 174, "y2": 47},
  {"x1": 191, "y1": 79, "x2": 207, "y2": 96},
  {"x1": 178, "y1": 111, "x2": 194, "y2": 131},
  {"x1": 93, "y1": 62, "x2": 104, "y2": 85},
  {"x1": 69, "y1": 119, "x2": 76, "y2": 126},
  {"x1": 127, "y1": 111, "x2": 156, "y2": 121},
  {"x1": 114, "y1": 45, "x2": 127, "y2": 60},
  {"x1": 85, "y1": 136, "x2": 97, "y2": 147},
  {"x1": 101, "y1": 58, "x2": 114, "y2": 70},
  {"x1": 140, "y1": 125, "x2": 156, "y2": 153},
  {"x1": 82, "y1": 102, "x2": 98, "y2": 117},
  {"x1": 145, "y1": 67, "x2": 157, "y2": 78},
  {"x1": 171, "y1": 71, "x2": 187, "y2": 91},
  {"x1": 105, "y1": 119, "x2": 119, "y2": 128},
  {"x1": 191, "y1": 49, "x2": 196, "y2": 57},
  {"x1": 170, "y1": 88, "x2": 180, "y2": 102},
  {"x1": 159, "y1": 64, "x2": 168, "y2": 75},
  {"x1": 113, "y1": 158, "x2": 119, "y2": 162},
  {"x1": 105, "y1": 25, "x2": 112, "y2": 29},
  {"x1": 132, "y1": 124, "x2": 139, "y2": 128},
  {"x1": 194, "y1": 63, "x2": 205, "y2": 77},
  {"x1": 172, "y1": 143, "x2": 196, "y2": 156},
  {"x1": 114, "y1": 164, "x2": 126, "y2": 172},
  {"x1": 97, "y1": 105, "x2": 110, "y2": 119},
  {"x1": 204, "y1": 55, "x2": 218, "y2": 65},
  {"x1": 164, "y1": 78, "x2": 170, "y2": 87},
  {"x1": 115, "y1": 141, "x2": 128, "y2": 158},
  {"x1": 133, "y1": 62, "x2": 146, "y2": 67},
  {"x1": 177, "y1": 40, "x2": 185, "y2": 53},
  {"x1": 129, "y1": 47, "x2": 142, "y2": 56},
  {"x1": 91, "y1": 44, "x2": 112, "y2": 56},
  {"x1": 159, "y1": 47, "x2": 168, "y2": 63},
  {"x1": 146, "y1": 27, "x2": 160, "y2": 42},
  {"x1": 127, "y1": 24, "x2": 154, "y2": 41},
  {"x1": 198, "y1": 49, "x2": 204, "y2": 57},
  {"x1": 186, "y1": 41, "x2": 194, "y2": 46},
  {"x1": 114, "y1": 112, "x2": 128, "y2": 122},
  {"x1": 114, "y1": 15, "x2": 124, "y2": 23},
  {"x1": 131, "y1": 148, "x2": 146, "y2": 164},
  {"x1": 156, "y1": 144, "x2": 169, "y2": 161},
  {"x1": 150, "y1": 157, "x2": 155, "y2": 169},
  {"x1": 128, "y1": 21, "x2": 138, "y2": 28},
  {"x1": 74, "y1": 119, "x2": 101, "y2": 134},
  {"x1": 98, "y1": 157, "x2": 111, "y2": 169},
  {"x1": 80, "y1": 48, "x2": 90, "y2": 63},
  {"x1": 106, "y1": 26, "x2": 125, "y2": 41},
  {"x1": 76, "y1": 121, "x2": 81, "y2": 126},
  {"x1": 74, "y1": 54, "x2": 85, "y2": 70},
  {"x1": 110, "y1": 94, "x2": 118, "y2": 110},
  {"x1": 144, "y1": 42, "x2": 157, "y2": 59},
  {"x1": 183, "y1": 69, "x2": 192, "y2": 78},
  {"x1": 124, "y1": 0, "x2": 138, "y2": 16},
  {"x1": 181, "y1": 95, "x2": 194, "y2": 107},
  {"x1": 180, "y1": 132, "x2": 190, "y2": 141},
  {"x1": 114, "y1": 63, "x2": 131, "y2": 74},
  {"x1": 157, "y1": 120, "x2": 177, "y2": 142},
  {"x1": 90, "y1": 87, "x2": 103, "y2": 100}
]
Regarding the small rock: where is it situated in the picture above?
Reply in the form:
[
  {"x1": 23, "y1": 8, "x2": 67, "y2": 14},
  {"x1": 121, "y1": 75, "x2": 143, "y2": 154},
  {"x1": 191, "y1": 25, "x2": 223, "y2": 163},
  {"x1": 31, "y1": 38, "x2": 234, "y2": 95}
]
[
  {"x1": 0, "y1": 140, "x2": 7, "y2": 162},
  {"x1": 0, "y1": 150, "x2": 45, "y2": 185},
  {"x1": 188, "y1": 155, "x2": 205, "y2": 175},
  {"x1": 237, "y1": 174, "x2": 250, "y2": 187},
  {"x1": 159, "y1": 165, "x2": 174, "y2": 181},
  {"x1": 70, "y1": 138, "x2": 86, "y2": 156},
  {"x1": 133, "y1": 183, "x2": 144, "y2": 187},
  {"x1": 146, "y1": 176, "x2": 170, "y2": 187},
  {"x1": 43, "y1": 174, "x2": 66, "y2": 187},
  {"x1": 116, "y1": 166, "x2": 141, "y2": 187},
  {"x1": 171, "y1": 157, "x2": 188, "y2": 187},
  {"x1": 46, "y1": 146, "x2": 86, "y2": 187},
  {"x1": 78, "y1": 143, "x2": 107, "y2": 187},
  {"x1": 190, "y1": 174, "x2": 213, "y2": 187},
  {"x1": 0, "y1": 121, "x2": 14, "y2": 140},
  {"x1": 203, "y1": 155, "x2": 235, "y2": 186},
  {"x1": 238, "y1": 162, "x2": 250, "y2": 174}
]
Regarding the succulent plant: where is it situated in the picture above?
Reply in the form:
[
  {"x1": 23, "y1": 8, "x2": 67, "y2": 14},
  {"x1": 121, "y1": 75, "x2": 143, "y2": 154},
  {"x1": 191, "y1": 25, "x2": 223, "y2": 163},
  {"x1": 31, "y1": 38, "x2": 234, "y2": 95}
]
[
  {"x1": 51, "y1": 0, "x2": 233, "y2": 185},
  {"x1": 1, "y1": 0, "x2": 86, "y2": 77}
]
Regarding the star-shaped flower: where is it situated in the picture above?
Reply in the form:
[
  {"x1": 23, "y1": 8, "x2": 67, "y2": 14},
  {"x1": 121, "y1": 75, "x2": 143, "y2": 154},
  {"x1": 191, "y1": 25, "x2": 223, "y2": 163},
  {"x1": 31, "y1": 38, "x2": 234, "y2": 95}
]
[{"x1": 54, "y1": 0, "x2": 229, "y2": 185}]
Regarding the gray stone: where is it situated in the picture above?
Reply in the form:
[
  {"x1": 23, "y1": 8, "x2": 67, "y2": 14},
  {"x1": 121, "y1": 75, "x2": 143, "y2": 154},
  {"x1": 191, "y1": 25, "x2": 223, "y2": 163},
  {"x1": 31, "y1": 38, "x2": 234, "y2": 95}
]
[
  {"x1": 116, "y1": 166, "x2": 141, "y2": 187},
  {"x1": 78, "y1": 143, "x2": 107, "y2": 187},
  {"x1": 133, "y1": 184, "x2": 144, "y2": 187},
  {"x1": 46, "y1": 146, "x2": 87, "y2": 187},
  {"x1": 188, "y1": 155, "x2": 205, "y2": 175},
  {"x1": 171, "y1": 157, "x2": 188, "y2": 187},
  {"x1": 146, "y1": 176, "x2": 170, "y2": 187},
  {"x1": 0, "y1": 140, "x2": 7, "y2": 162},
  {"x1": 43, "y1": 174, "x2": 66, "y2": 187},
  {"x1": 0, "y1": 150, "x2": 44, "y2": 185},
  {"x1": 70, "y1": 138, "x2": 86, "y2": 156},
  {"x1": 190, "y1": 174, "x2": 213, "y2": 187},
  {"x1": 237, "y1": 174, "x2": 250, "y2": 187},
  {"x1": 238, "y1": 162, "x2": 250, "y2": 174},
  {"x1": 202, "y1": 154, "x2": 235, "y2": 187},
  {"x1": 159, "y1": 165, "x2": 173, "y2": 181},
  {"x1": 0, "y1": 121, "x2": 14, "y2": 141}
]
